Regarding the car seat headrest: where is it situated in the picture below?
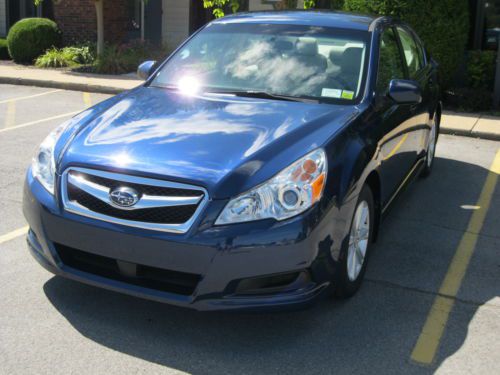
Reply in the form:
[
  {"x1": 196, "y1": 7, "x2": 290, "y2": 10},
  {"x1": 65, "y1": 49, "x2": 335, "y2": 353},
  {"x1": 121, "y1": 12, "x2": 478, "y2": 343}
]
[{"x1": 295, "y1": 37, "x2": 319, "y2": 56}]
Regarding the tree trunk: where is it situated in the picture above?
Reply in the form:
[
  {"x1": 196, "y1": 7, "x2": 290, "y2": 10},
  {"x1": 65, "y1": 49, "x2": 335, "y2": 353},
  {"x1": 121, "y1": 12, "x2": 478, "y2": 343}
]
[{"x1": 95, "y1": 0, "x2": 104, "y2": 56}]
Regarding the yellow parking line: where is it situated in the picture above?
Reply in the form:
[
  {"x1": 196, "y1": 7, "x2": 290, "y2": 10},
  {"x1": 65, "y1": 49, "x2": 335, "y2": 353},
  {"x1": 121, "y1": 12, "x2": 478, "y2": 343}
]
[
  {"x1": 83, "y1": 92, "x2": 92, "y2": 108},
  {"x1": 411, "y1": 149, "x2": 500, "y2": 364},
  {"x1": 4, "y1": 100, "x2": 16, "y2": 128},
  {"x1": 0, "y1": 89, "x2": 62, "y2": 105},
  {"x1": 0, "y1": 110, "x2": 81, "y2": 134},
  {"x1": 383, "y1": 133, "x2": 409, "y2": 161},
  {"x1": 0, "y1": 226, "x2": 29, "y2": 245}
]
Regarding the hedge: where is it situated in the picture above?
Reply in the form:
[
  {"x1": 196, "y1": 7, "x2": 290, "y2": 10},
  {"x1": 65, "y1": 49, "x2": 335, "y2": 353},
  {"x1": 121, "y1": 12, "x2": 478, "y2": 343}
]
[
  {"x1": 7, "y1": 18, "x2": 62, "y2": 64},
  {"x1": 343, "y1": 0, "x2": 470, "y2": 88},
  {"x1": 0, "y1": 39, "x2": 9, "y2": 60}
]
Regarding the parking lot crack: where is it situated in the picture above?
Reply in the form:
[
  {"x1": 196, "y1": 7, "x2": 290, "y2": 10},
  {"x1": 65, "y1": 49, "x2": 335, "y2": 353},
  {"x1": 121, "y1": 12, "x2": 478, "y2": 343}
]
[
  {"x1": 389, "y1": 215, "x2": 500, "y2": 240},
  {"x1": 365, "y1": 278, "x2": 500, "y2": 308}
]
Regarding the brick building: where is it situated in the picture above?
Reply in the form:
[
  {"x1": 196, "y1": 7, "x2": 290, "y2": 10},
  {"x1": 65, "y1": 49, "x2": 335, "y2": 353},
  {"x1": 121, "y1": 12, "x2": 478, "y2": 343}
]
[
  {"x1": 1, "y1": 0, "x2": 500, "y2": 53},
  {"x1": 52, "y1": 0, "x2": 130, "y2": 46},
  {"x1": 0, "y1": 1, "x2": 304, "y2": 49},
  {"x1": 49, "y1": 0, "x2": 216, "y2": 48}
]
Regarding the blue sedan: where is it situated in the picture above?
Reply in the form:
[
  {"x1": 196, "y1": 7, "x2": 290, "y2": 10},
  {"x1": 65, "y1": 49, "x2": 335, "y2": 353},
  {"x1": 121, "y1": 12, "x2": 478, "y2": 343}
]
[{"x1": 23, "y1": 11, "x2": 440, "y2": 311}]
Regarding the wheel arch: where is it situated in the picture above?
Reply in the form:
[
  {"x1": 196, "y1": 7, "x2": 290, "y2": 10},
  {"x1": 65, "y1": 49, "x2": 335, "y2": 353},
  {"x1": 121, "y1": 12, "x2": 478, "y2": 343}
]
[
  {"x1": 364, "y1": 170, "x2": 382, "y2": 243},
  {"x1": 432, "y1": 100, "x2": 442, "y2": 137},
  {"x1": 332, "y1": 127, "x2": 381, "y2": 246},
  {"x1": 436, "y1": 101, "x2": 442, "y2": 134}
]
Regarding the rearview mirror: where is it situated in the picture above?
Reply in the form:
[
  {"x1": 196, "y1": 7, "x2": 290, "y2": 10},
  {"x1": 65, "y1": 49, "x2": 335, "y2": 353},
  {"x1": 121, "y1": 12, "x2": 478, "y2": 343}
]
[
  {"x1": 388, "y1": 79, "x2": 422, "y2": 104},
  {"x1": 137, "y1": 60, "x2": 157, "y2": 80}
]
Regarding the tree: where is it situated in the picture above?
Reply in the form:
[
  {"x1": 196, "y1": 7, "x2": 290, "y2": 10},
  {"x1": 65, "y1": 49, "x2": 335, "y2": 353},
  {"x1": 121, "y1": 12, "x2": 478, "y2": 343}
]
[
  {"x1": 34, "y1": 0, "x2": 113, "y2": 56},
  {"x1": 203, "y1": 0, "x2": 240, "y2": 18},
  {"x1": 203, "y1": 0, "x2": 316, "y2": 18},
  {"x1": 94, "y1": 0, "x2": 104, "y2": 56},
  {"x1": 343, "y1": 0, "x2": 469, "y2": 87}
]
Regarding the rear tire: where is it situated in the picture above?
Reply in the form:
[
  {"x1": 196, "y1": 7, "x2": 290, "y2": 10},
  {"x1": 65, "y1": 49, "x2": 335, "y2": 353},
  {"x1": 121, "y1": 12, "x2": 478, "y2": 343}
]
[
  {"x1": 335, "y1": 184, "x2": 374, "y2": 299},
  {"x1": 420, "y1": 115, "x2": 438, "y2": 178}
]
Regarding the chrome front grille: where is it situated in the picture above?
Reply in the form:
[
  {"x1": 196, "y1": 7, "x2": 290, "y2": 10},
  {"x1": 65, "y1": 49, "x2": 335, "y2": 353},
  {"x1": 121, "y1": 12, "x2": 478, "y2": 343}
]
[{"x1": 61, "y1": 167, "x2": 209, "y2": 233}]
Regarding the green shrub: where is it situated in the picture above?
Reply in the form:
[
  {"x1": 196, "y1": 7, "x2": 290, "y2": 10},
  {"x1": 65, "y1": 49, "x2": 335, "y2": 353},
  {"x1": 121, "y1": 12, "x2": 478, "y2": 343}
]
[
  {"x1": 331, "y1": 0, "x2": 345, "y2": 8},
  {"x1": 36, "y1": 46, "x2": 94, "y2": 68},
  {"x1": 343, "y1": 0, "x2": 469, "y2": 88},
  {"x1": 94, "y1": 45, "x2": 129, "y2": 74},
  {"x1": 94, "y1": 40, "x2": 169, "y2": 75},
  {"x1": 64, "y1": 45, "x2": 95, "y2": 65},
  {"x1": 444, "y1": 50, "x2": 497, "y2": 112},
  {"x1": 443, "y1": 87, "x2": 493, "y2": 112},
  {"x1": 466, "y1": 50, "x2": 496, "y2": 90},
  {"x1": 35, "y1": 45, "x2": 96, "y2": 68},
  {"x1": 0, "y1": 38, "x2": 9, "y2": 60},
  {"x1": 7, "y1": 18, "x2": 61, "y2": 64},
  {"x1": 35, "y1": 47, "x2": 76, "y2": 68}
]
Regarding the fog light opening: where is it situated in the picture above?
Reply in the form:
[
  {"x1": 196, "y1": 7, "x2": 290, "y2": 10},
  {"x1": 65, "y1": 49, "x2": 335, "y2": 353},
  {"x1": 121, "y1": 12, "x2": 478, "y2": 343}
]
[{"x1": 235, "y1": 271, "x2": 311, "y2": 296}]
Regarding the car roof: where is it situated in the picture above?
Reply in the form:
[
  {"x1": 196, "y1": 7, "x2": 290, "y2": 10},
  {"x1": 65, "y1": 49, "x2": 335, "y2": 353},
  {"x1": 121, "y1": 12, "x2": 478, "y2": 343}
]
[{"x1": 213, "y1": 10, "x2": 381, "y2": 31}]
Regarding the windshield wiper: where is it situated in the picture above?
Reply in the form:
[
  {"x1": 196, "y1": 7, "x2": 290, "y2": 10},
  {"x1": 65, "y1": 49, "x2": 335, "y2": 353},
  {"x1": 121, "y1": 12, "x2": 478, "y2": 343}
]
[
  {"x1": 207, "y1": 90, "x2": 319, "y2": 103},
  {"x1": 151, "y1": 86, "x2": 321, "y2": 103}
]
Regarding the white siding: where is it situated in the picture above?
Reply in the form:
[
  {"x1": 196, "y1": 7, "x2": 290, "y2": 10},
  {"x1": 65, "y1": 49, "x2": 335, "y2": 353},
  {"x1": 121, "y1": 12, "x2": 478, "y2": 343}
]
[
  {"x1": 249, "y1": 0, "x2": 275, "y2": 11},
  {"x1": 162, "y1": 0, "x2": 190, "y2": 49},
  {"x1": 0, "y1": 0, "x2": 7, "y2": 37},
  {"x1": 249, "y1": 0, "x2": 303, "y2": 11},
  {"x1": 159, "y1": 0, "x2": 306, "y2": 49}
]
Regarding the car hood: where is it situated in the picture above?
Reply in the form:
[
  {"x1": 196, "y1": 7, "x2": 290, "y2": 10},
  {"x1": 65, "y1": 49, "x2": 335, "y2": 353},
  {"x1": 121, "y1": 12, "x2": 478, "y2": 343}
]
[{"x1": 61, "y1": 87, "x2": 357, "y2": 198}]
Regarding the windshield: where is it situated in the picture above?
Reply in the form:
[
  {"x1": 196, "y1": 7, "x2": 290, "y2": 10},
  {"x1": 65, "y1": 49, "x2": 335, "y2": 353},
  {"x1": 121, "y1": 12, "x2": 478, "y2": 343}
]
[{"x1": 151, "y1": 23, "x2": 369, "y2": 103}]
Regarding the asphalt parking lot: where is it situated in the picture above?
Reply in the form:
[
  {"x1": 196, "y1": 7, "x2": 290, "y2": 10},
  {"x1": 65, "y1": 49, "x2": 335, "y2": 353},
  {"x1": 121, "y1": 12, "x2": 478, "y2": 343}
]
[{"x1": 0, "y1": 83, "x2": 499, "y2": 374}]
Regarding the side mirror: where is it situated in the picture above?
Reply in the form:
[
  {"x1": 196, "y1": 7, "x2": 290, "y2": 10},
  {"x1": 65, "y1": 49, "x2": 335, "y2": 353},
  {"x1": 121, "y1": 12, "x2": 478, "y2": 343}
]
[
  {"x1": 388, "y1": 79, "x2": 422, "y2": 104},
  {"x1": 137, "y1": 60, "x2": 157, "y2": 80}
]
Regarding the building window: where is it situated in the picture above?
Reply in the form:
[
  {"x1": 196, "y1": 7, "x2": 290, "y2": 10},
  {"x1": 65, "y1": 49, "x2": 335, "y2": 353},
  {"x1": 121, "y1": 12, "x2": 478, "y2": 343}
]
[
  {"x1": 472, "y1": 0, "x2": 500, "y2": 50},
  {"x1": 484, "y1": 0, "x2": 500, "y2": 50},
  {"x1": 126, "y1": 0, "x2": 142, "y2": 40},
  {"x1": 7, "y1": 0, "x2": 40, "y2": 30}
]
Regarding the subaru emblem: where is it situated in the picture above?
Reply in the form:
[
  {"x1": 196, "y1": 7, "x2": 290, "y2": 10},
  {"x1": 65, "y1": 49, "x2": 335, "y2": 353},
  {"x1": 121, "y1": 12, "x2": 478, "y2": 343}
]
[{"x1": 109, "y1": 186, "x2": 140, "y2": 208}]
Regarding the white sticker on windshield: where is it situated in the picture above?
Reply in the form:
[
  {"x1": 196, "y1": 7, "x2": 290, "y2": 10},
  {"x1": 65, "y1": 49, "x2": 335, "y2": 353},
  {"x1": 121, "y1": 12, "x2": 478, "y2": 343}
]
[{"x1": 321, "y1": 88, "x2": 342, "y2": 98}]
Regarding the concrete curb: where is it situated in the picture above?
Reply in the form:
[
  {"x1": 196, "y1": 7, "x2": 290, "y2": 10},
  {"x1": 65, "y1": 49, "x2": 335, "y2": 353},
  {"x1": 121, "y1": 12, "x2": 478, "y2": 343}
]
[
  {"x1": 0, "y1": 76, "x2": 132, "y2": 95},
  {"x1": 440, "y1": 127, "x2": 500, "y2": 141},
  {"x1": 468, "y1": 129, "x2": 500, "y2": 141},
  {"x1": 441, "y1": 111, "x2": 500, "y2": 141},
  {"x1": 438, "y1": 127, "x2": 500, "y2": 140}
]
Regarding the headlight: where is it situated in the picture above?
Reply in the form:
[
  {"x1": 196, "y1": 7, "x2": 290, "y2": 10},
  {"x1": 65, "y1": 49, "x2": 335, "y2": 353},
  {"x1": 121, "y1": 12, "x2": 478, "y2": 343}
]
[
  {"x1": 216, "y1": 149, "x2": 327, "y2": 225},
  {"x1": 31, "y1": 122, "x2": 68, "y2": 194}
]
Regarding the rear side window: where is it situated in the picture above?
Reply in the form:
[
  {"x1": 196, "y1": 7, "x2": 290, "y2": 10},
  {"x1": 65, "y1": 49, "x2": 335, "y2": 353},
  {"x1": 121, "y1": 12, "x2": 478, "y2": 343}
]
[
  {"x1": 377, "y1": 28, "x2": 405, "y2": 94},
  {"x1": 397, "y1": 27, "x2": 423, "y2": 77},
  {"x1": 414, "y1": 36, "x2": 426, "y2": 68}
]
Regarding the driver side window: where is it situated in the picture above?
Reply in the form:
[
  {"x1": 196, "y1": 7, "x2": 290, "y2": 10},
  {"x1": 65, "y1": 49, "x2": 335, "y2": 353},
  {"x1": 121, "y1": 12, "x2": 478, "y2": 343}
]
[{"x1": 376, "y1": 28, "x2": 405, "y2": 95}]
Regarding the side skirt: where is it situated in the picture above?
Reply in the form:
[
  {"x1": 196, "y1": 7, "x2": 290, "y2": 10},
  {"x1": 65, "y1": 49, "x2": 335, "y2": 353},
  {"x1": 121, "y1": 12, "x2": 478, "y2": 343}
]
[{"x1": 381, "y1": 157, "x2": 425, "y2": 217}]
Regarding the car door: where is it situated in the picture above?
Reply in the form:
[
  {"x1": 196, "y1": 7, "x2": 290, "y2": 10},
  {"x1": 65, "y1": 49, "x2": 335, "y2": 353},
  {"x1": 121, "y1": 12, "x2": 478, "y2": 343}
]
[
  {"x1": 374, "y1": 26, "x2": 421, "y2": 206},
  {"x1": 395, "y1": 25, "x2": 434, "y2": 158}
]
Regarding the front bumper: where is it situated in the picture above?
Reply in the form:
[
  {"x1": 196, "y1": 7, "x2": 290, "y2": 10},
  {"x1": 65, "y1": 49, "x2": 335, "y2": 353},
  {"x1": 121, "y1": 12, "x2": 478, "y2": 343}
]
[{"x1": 23, "y1": 170, "x2": 341, "y2": 311}]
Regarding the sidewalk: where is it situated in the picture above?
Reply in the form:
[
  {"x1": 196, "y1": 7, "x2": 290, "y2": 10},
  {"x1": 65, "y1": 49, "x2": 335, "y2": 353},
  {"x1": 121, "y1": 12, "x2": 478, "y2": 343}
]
[
  {"x1": 0, "y1": 62, "x2": 499, "y2": 140},
  {"x1": 441, "y1": 111, "x2": 500, "y2": 141},
  {"x1": 0, "y1": 62, "x2": 141, "y2": 94}
]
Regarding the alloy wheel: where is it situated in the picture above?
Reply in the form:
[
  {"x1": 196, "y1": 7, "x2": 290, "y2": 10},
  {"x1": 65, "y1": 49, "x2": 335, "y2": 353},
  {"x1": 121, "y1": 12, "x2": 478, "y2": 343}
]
[
  {"x1": 427, "y1": 120, "x2": 437, "y2": 168},
  {"x1": 347, "y1": 200, "x2": 370, "y2": 281}
]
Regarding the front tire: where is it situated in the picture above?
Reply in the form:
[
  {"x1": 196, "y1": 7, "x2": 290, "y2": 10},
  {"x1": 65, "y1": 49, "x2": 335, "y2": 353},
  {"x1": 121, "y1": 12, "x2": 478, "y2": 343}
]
[{"x1": 335, "y1": 184, "x2": 374, "y2": 299}]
